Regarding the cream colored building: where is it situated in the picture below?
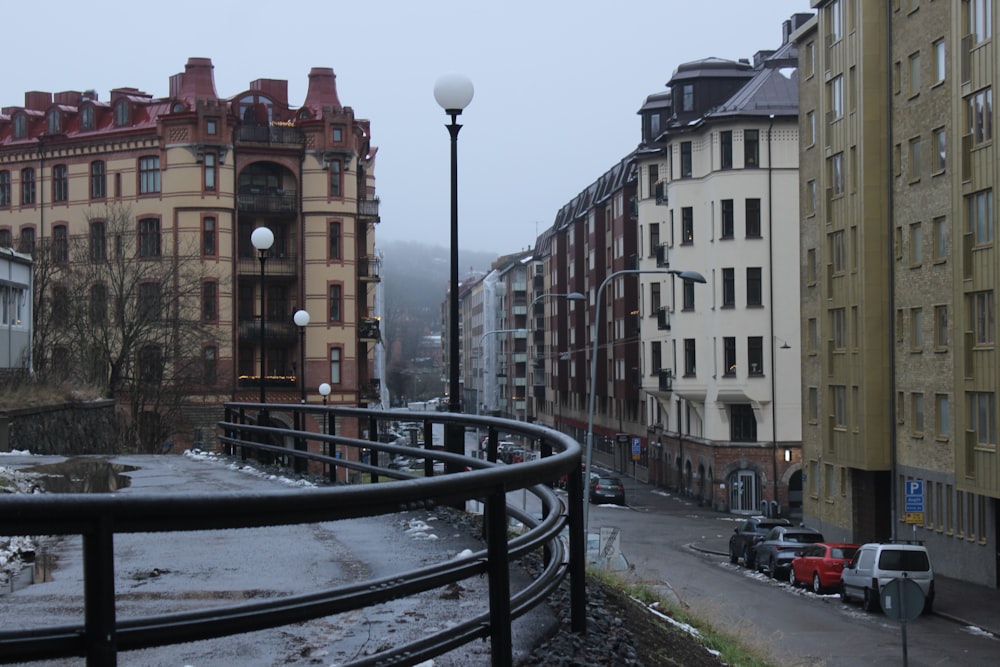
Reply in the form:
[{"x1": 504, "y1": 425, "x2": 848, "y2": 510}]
[{"x1": 0, "y1": 58, "x2": 380, "y2": 450}]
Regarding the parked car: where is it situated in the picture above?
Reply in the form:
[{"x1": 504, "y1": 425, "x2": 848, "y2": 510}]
[
  {"x1": 840, "y1": 542, "x2": 935, "y2": 614},
  {"x1": 788, "y1": 542, "x2": 860, "y2": 593},
  {"x1": 728, "y1": 517, "x2": 792, "y2": 568},
  {"x1": 752, "y1": 526, "x2": 825, "y2": 578},
  {"x1": 588, "y1": 476, "x2": 625, "y2": 505}
]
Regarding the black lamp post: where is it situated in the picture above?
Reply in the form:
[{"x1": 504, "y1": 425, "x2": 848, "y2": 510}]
[
  {"x1": 434, "y1": 74, "x2": 474, "y2": 470},
  {"x1": 294, "y1": 309, "x2": 310, "y2": 403},
  {"x1": 251, "y1": 226, "x2": 274, "y2": 410}
]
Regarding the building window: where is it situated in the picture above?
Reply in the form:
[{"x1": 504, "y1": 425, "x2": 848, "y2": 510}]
[
  {"x1": 909, "y1": 52, "x2": 921, "y2": 96},
  {"x1": 89, "y1": 283, "x2": 107, "y2": 323},
  {"x1": 52, "y1": 164, "x2": 68, "y2": 202},
  {"x1": 731, "y1": 404, "x2": 757, "y2": 442},
  {"x1": 746, "y1": 268, "x2": 762, "y2": 306},
  {"x1": 683, "y1": 339, "x2": 696, "y2": 376},
  {"x1": 745, "y1": 198, "x2": 761, "y2": 238},
  {"x1": 910, "y1": 222, "x2": 923, "y2": 265},
  {"x1": 51, "y1": 285, "x2": 69, "y2": 327},
  {"x1": 679, "y1": 142, "x2": 692, "y2": 178},
  {"x1": 827, "y1": 0, "x2": 842, "y2": 42},
  {"x1": 969, "y1": 392, "x2": 996, "y2": 448},
  {"x1": 935, "y1": 394, "x2": 949, "y2": 438},
  {"x1": 721, "y1": 199, "x2": 734, "y2": 238},
  {"x1": 722, "y1": 268, "x2": 735, "y2": 307},
  {"x1": 933, "y1": 39, "x2": 945, "y2": 84},
  {"x1": 968, "y1": 0, "x2": 992, "y2": 43},
  {"x1": 833, "y1": 385, "x2": 847, "y2": 427},
  {"x1": 19, "y1": 227, "x2": 35, "y2": 254},
  {"x1": 829, "y1": 152, "x2": 844, "y2": 195},
  {"x1": 828, "y1": 75, "x2": 844, "y2": 120},
  {"x1": 207, "y1": 118, "x2": 217, "y2": 135},
  {"x1": 47, "y1": 109, "x2": 61, "y2": 134},
  {"x1": 203, "y1": 281, "x2": 218, "y2": 322},
  {"x1": 723, "y1": 337, "x2": 736, "y2": 376},
  {"x1": 967, "y1": 88, "x2": 993, "y2": 146},
  {"x1": 21, "y1": 168, "x2": 35, "y2": 205},
  {"x1": 969, "y1": 290, "x2": 995, "y2": 345},
  {"x1": 720, "y1": 131, "x2": 733, "y2": 169},
  {"x1": 90, "y1": 221, "x2": 106, "y2": 261},
  {"x1": 332, "y1": 126, "x2": 344, "y2": 143},
  {"x1": 329, "y1": 284, "x2": 342, "y2": 322},
  {"x1": 808, "y1": 387, "x2": 819, "y2": 422},
  {"x1": 139, "y1": 156, "x2": 161, "y2": 194},
  {"x1": 679, "y1": 84, "x2": 694, "y2": 112},
  {"x1": 682, "y1": 280, "x2": 695, "y2": 311},
  {"x1": 0, "y1": 229, "x2": 10, "y2": 247},
  {"x1": 966, "y1": 189, "x2": 994, "y2": 245},
  {"x1": 908, "y1": 136, "x2": 922, "y2": 182},
  {"x1": 202, "y1": 217, "x2": 216, "y2": 256},
  {"x1": 138, "y1": 345, "x2": 162, "y2": 384},
  {"x1": 52, "y1": 224, "x2": 68, "y2": 264},
  {"x1": 681, "y1": 207, "x2": 694, "y2": 244},
  {"x1": 932, "y1": 128, "x2": 946, "y2": 172},
  {"x1": 649, "y1": 222, "x2": 660, "y2": 256},
  {"x1": 647, "y1": 164, "x2": 659, "y2": 197},
  {"x1": 329, "y1": 221, "x2": 342, "y2": 260},
  {"x1": 744, "y1": 129, "x2": 759, "y2": 167},
  {"x1": 911, "y1": 393, "x2": 925, "y2": 434},
  {"x1": 115, "y1": 100, "x2": 130, "y2": 127},
  {"x1": 933, "y1": 216, "x2": 948, "y2": 260},
  {"x1": 81, "y1": 106, "x2": 94, "y2": 131},
  {"x1": 935, "y1": 304, "x2": 949, "y2": 348},
  {"x1": 138, "y1": 282, "x2": 162, "y2": 323},
  {"x1": 0, "y1": 171, "x2": 9, "y2": 207},
  {"x1": 911, "y1": 307, "x2": 924, "y2": 350},
  {"x1": 90, "y1": 161, "x2": 106, "y2": 199},
  {"x1": 831, "y1": 229, "x2": 846, "y2": 273},
  {"x1": 330, "y1": 159, "x2": 342, "y2": 197},
  {"x1": 747, "y1": 336, "x2": 763, "y2": 375},
  {"x1": 806, "y1": 180, "x2": 817, "y2": 215},
  {"x1": 832, "y1": 307, "x2": 847, "y2": 350},
  {"x1": 203, "y1": 346, "x2": 217, "y2": 385},
  {"x1": 806, "y1": 111, "x2": 816, "y2": 146},
  {"x1": 204, "y1": 151, "x2": 217, "y2": 191},
  {"x1": 138, "y1": 218, "x2": 161, "y2": 258},
  {"x1": 330, "y1": 347, "x2": 342, "y2": 384}
]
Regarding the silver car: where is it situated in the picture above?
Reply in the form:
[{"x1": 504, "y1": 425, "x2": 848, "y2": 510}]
[{"x1": 840, "y1": 542, "x2": 935, "y2": 614}]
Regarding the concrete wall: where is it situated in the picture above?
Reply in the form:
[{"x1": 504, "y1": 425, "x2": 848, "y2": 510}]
[{"x1": 0, "y1": 400, "x2": 118, "y2": 455}]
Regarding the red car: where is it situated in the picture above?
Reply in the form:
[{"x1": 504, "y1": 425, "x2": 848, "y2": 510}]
[{"x1": 788, "y1": 542, "x2": 860, "y2": 593}]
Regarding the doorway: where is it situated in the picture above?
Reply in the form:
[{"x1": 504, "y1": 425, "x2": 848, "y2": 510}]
[{"x1": 729, "y1": 470, "x2": 761, "y2": 513}]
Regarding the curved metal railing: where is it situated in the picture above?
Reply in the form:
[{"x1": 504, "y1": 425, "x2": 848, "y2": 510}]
[{"x1": 0, "y1": 403, "x2": 586, "y2": 666}]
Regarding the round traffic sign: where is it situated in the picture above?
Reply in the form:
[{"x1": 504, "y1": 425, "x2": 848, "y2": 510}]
[{"x1": 880, "y1": 576, "x2": 925, "y2": 621}]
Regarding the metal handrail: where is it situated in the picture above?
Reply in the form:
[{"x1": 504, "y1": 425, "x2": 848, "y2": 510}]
[{"x1": 0, "y1": 403, "x2": 586, "y2": 666}]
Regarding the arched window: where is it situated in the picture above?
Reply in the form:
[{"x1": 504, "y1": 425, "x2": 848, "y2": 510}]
[{"x1": 52, "y1": 224, "x2": 68, "y2": 263}]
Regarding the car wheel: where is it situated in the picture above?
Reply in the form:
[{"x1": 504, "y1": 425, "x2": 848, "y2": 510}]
[
  {"x1": 744, "y1": 546, "x2": 754, "y2": 569},
  {"x1": 840, "y1": 583, "x2": 850, "y2": 603},
  {"x1": 812, "y1": 572, "x2": 823, "y2": 594},
  {"x1": 729, "y1": 544, "x2": 738, "y2": 565},
  {"x1": 788, "y1": 567, "x2": 798, "y2": 587},
  {"x1": 862, "y1": 588, "x2": 880, "y2": 612}
]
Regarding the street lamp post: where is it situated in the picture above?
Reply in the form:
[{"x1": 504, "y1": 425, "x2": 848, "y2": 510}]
[
  {"x1": 251, "y1": 226, "x2": 274, "y2": 416},
  {"x1": 435, "y1": 74, "x2": 474, "y2": 472},
  {"x1": 293, "y1": 309, "x2": 311, "y2": 474},
  {"x1": 319, "y1": 382, "x2": 333, "y2": 483},
  {"x1": 583, "y1": 268, "x2": 706, "y2": 533},
  {"x1": 527, "y1": 291, "x2": 584, "y2": 425}
]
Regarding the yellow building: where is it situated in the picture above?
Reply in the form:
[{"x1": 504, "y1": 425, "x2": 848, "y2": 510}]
[{"x1": 0, "y1": 58, "x2": 380, "y2": 451}]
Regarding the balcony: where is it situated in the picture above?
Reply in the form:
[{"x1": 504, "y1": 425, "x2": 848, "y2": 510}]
[
  {"x1": 238, "y1": 318, "x2": 298, "y2": 343},
  {"x1": 359, "y1": 318, "x2": 381, "y2": 342},
  {"x1": 237, "y1": 189, "x2": 298, "y2": 216},
  {"x1": 236, "y1": 374, "x2": 297, "y2": 388},
  {"x1": 358, "y1": 197, "x2": 381, "y2": 222},
  {"x1": 358, "y1": 256, "x2": 381, "y2": 283},
  {"x1": 237, "y1": 125, "x2": 305, "y2": 146},
  {"x1": 238, "y1": 253, "x2": 298, "y2": 278},
  {"x1": 658, "y1": 368, "x2": 673, "y2": 392},
  {"x1": 655, "y1": 243, "x2": 670, "y2": 268}
]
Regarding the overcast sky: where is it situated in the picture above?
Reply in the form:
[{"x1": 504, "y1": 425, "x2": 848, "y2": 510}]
[{"x1": 3, "y1": 0, "x2": 810, "y2": 255}]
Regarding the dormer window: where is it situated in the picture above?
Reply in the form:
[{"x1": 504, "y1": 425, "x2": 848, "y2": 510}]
[
  {"x1": 172, "y1": 102, "x2": 185, "y2": 113},
  {"x1": 13, "y1": 113, "x2": 26, "y2": 139},
  {"x1": 81, "y1": 105, "x2": 94, "y2": 131},
  {"x1": 298, "y1": 108, "x2": 312, "y2": 119},
  {"x1": 115, "y1": 100, "x2": 130, "y2": 127},
  {"x1": 680, "y1": 84, "x2": 694, "y2": 112},
  {"x1": 47, "y1": 109, "x2": 61, "y2": 134}
]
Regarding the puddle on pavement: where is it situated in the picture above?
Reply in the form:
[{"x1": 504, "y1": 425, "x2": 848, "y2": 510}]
[{"x1": 22, "y1": 458, "x2": 138, "y2": 493}]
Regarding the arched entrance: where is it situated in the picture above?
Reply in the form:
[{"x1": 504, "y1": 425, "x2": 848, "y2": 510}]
[{"x1": 787, "y1": 469, "x2": 803, "y2": 520}]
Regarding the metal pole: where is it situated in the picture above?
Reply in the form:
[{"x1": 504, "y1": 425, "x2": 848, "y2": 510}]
[
  {"x1": 258, "y1": 249, "x2": 267, "y2": 407},
  {"x1": 446, "y1": 111, "x2": 463, "y2": 474}
]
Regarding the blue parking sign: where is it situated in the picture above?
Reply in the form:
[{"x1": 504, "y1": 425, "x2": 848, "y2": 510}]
[{"x1": 904, "y1": 480, "x2": 924, "y2": 513}]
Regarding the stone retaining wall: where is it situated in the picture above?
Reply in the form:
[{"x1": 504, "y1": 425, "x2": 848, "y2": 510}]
[{"x1": 0, "y1": 400, "x2": 119, "y2": 455}]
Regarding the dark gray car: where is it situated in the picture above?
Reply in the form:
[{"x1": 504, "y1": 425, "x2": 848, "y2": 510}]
[
  {"x1": 728, "y1": 517, "x2": 791, "y2": 568},
  {"x1": 753, "y1": 526, "x2": 825, "y2": 578}
]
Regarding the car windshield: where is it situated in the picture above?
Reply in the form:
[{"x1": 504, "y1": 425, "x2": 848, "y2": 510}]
[
  {"x1": 785, "y1": 533, "x2": 824, "y2": 543},
  {"x1": 831, "y1": 547, "x2": 857, "y2": 559},
  {"x1": 596, "y1": 478, "x2": 620, "y2": 487},
  {"x1": 878, "y1": 549, "x2": 930, "y2": 571}
]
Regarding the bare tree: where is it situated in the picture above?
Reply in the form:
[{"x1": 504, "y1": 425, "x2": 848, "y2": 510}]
[{"x1": 37, "y1": 203, "x2": 225, "y2": 452}]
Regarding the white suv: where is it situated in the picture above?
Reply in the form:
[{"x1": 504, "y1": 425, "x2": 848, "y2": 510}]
[{"x1": 840, "y1": 542, "x2": 934, "y2": 614}]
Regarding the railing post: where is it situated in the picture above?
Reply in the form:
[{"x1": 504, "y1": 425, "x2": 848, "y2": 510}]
[
  {"x1": 368, "y1": 414, "x2": 379, "y2": 484},
  {"x1": 423, "y1": 420, "x2": 435, "y2": 478},
  {"x1": 83, "y1": 515, "x2": 117, "y2": 666},
  {"x1": 328, "y1": 409, "x2": 338, "y2": 484},
  {"x1": 567, "y1": 459, "x2": 587, "y2": 634},
  {"x1": 238, "y1": 407, "x2": 248, "y2": 461},
  {"x1": 294, "y1": 407, "x2": 307, "y2": 474},
  {"x1": 484, "y1": 486, "x2": 512, "y2": 666}
]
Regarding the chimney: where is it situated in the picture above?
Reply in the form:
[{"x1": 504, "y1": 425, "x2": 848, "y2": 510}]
[
  {"x1": 24, "y1": 91, "x2": 52, "y2": 111},
  {"x1": 303, "y1": 67, "x2": 341, "y2": 113},
  {"x1": 169, "y1": 57, "x2": 219, "y2": 102}
]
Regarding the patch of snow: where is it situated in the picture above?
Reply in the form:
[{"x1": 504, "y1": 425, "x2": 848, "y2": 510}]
[
  {"x1": 405, "y1": 519, "x2": 439, "y2": 541},
  {"x1": 964, "y1": 625, "x2": 995, "y2": 638}
]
